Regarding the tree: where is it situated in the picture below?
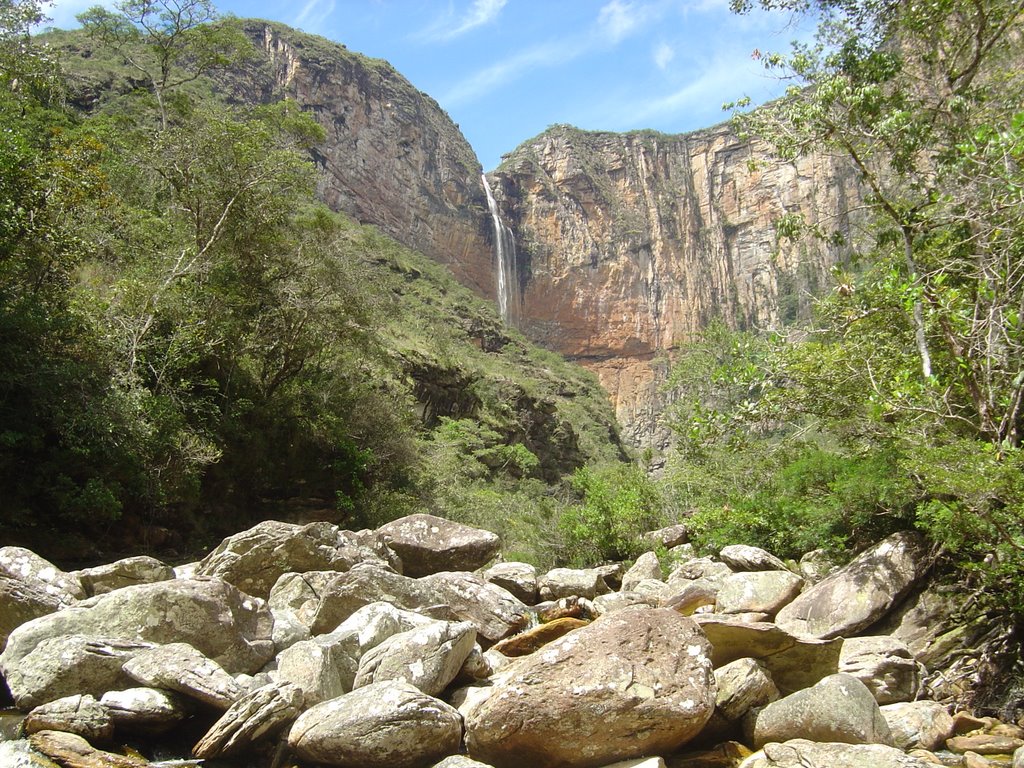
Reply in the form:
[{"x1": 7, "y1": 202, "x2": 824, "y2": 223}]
[
  {"x1": 77, "y1": 0, "x2": 249, "y2": 129},
  {"x1": 722, "y1": 0, "x2": 1024, "y2": 609}
]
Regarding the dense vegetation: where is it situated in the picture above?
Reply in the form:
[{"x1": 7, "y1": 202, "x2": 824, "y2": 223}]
[
  {"x1": 664, "y1": 0, "x2": 1024, "y2": 614},
  {"x1": 0, "y1": 0, "x2": 631, "y2": 564}
]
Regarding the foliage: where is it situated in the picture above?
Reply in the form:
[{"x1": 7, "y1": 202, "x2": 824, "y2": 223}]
[
  {"x1": 687, "y1": 0, "x2": 1024, "y2": 611},
  {"x1": 558, "y1": 463, "x2": 665, "y2": 566}
]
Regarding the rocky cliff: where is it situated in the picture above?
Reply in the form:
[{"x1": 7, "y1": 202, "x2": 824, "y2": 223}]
[
  {"x1": 236, "y1": 26, "x2": 865, "y2": 450},
  {"x1": 487, "y1": 124, "x2": 864, "y2": 447},
  {"x1": 244, "y1": 22, "x2": 497, "y2": 299}
]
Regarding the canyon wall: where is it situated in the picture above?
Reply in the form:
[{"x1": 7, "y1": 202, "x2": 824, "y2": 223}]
[
  {"x1": 488, "y1": 125, "x2": 864, "y2": 448},
  {"x1": 245, "y1": 22, "x2": 497, "y2": 298},
  {"x1": 237, "y1": 25, "x2": 864, "y2": 450}
]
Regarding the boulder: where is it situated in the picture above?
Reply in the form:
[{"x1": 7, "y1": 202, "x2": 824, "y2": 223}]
[
  {"x1": 377, "y1": 514, "x2": 500, "y2": 577},
  {"x1": 193, "y1": 682, "x2": 304, "y2": 759},
  {"x1": 0, "y1": 575, "x2": 64, "y2": 652},
  {"x1": 353, "y1": 620, "x2": 477, "y2": 696},
  {"x1": 277, "y1": 602, "x2": 436, "y2": 704},
  {"x1": 643, "y1": 524, "x2": 690, "y2": 549},
  {"x1": 880, "y1": 700, "x2": 954, "y2": 750},
  {"x1": 714, "y1": 658, "x2": 780, "y2": 722},
  {"x1": 715, "y1": 571, "x2": 804, "y2": 616},
  {"x1": 696, "y1": 617, "x2": 842, "y2": 695},
  {"x1": 491, "y1": 617, "x2": 589, "y2": 657},
  {"x1": 99, "y1": 688, "x2": 190, "y2": 735},
  {"x1": 419, "y1": 571, "x2": 531, "y2": 643},
  {"x1": 719, "y1": 545, "x2": 789, "y2": 573},
  {"x1": 593, "y1": 590, "x2": 660, "y2": 616},
  {"x1": 668, "y1": 558, "x2": 733, "y2": 587},
  {"x1": 663, "y1": 579, "x2": 720, "y2": 615},
  {"x1": 74, "y1": 557, "x2": 174, "y2": 597},
  {"x1": 747, "y1": 673, "x2": 893, "y2": 749},
  {"x1": 621, "y1": 552, "x2": 663, "y2": 592},
  {"x1": 538, "y1": 568, "x2": 610, "y2": 601},
  {"x1": 465, "y1": 606, "x2": 716, "y2": 768},
  {"x1": 632, "y1": 579, "x2": 673, "y2": 603},
  {"x1": 271, "y1": 607, "x2": 310, "y2": 652},
  {"x1": 0, "y1": 578, "x2": 274, "y2": 680},
  {"x1": 798, "y1": 550, "x2": 836, "y2": 584},
  {"x1": 24, "y1": 694, "x2": 114, "y2": 743},
  {"x1": 195, "y1": 520, "x2": 397, "y2": 599},
  {"x1": 775, "y1": 531, "x2": 927, "y2": 640},
  {"x1": 947, "y1": 734, "x2": 1024, "y2": 755},
  {"x1": 309, "y1": 563, "x2": 449, "y2": 635},
  {"x1": 839, "y1": 636, "x2": 922, "y2": 704},
  {"x1": 483, "y1": 562, "x2": 538, "y2": 604},
  {"x1": 287, "y1": 680, "x2": 462, "y2": 768},
  {"x1": 29, "y1": 730, "x2": 148, "y2": 768},
  {"x1": 122, "y1": 642, "x2": 244, "y2": 709},
  {"x1": 2, "y1": 635, "x2": 154, "y2": 710},
  {"x1": 269, "y1": 570, "x2": 341, "y2": 628},
  {"x1": 738, "y1": 739, "x2": 936, "y2": 768},
  {"x1": 433, "y1": 758, "x2": 495, "y2": 768},
  {"x1": 0, "y1": 547, "x2": 84, "y2": 603}
]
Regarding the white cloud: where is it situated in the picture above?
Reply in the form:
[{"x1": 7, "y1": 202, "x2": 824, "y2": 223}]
[
  {"x1": 293, "y1": 0, "x2": 336, "y2": 33},
  {"x1": 420, "y1": 0, "x2": 508, "y2": 43},
  {"x1": 654, "y1": 41, "x2": 675, "y2": 70},
  {"x1": 598, "y1": 0, "x2": 649, "y2": 43}
]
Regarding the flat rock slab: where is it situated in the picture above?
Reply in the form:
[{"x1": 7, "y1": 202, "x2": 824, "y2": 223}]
[
  {"x1": 193, "y1": 682, "x2": 304, "y2": 759},
  {"x1": 465, "y1": 606, "x2": 716, "y2": 768},
  {"x1": 123, "y1": 642, "x2": 244, "y2": 709},
  {"x1": 719, "y1": 545, "x2": 789, "y2": 572},
  {"x1": 29, "y1": 730, "x2": 148, "y2": 768},
  {"x1": 491, "y1": 617, "x2": 589, "y2": 657},
  {"x1": 696, "y1": 617, "x2": 842, "y2": 695},
  {"x1": 74, "y1": 557, "x2": 174, "y2": 597},
  {"x1": 775, "y1": 531, "x2": 926, "y2": 640},
  {"x1": 739, "y1": 739, "x2": 937, "y2": 768},
  {"x1": 377, "y1": 514, "x2": 500, "y2": 577},
  {"x1": 288, "y1": 680, "x2": 462, "y2": 768},
  {"x1": 748, "y1": 673, "x2": 893, "y2": 749}
]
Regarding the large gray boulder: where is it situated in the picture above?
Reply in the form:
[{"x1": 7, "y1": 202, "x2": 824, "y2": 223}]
[
  {"x1": 719, "y1": 545, "x2": 789, "y2": 572},
  {"x1": 2, "y1": 635, "x2": 154, "y2": 710},
  {"x1": 353, "y1": 620, "x2": 476, "y2": 696},
  {"x1": 193, "y1": 682, "x2": 304, "y2": 759},
  {"x1": 24, "y1": 694, "x2": 114, "y2": 743},
  {"x1": 0, "y1": 578, "x2": 275, "y2": 684},
  {"x1": 839, "y1": 636, "x2": 922, "y2": 704},
  {"x1": 715, "y1": 571, "x2": 804, "y2": 616},
  {"x1": 621, "y1": 552, "x2": 663, "y2": 592},
  {"x1": 0, "y1": 575, "x2": 66, "y2": 652},
  {"x1": 287, "y1": 680, "x2": 462, "y2": 768},
  {"x1": 376, "y1": 514, "x2": 500, "y2": 577},
  {"x1": 880, "y1": 700, "x2": 954, "y2": 750},
  {"x1": 775, "y1": 532, "x2": 927, "y2": 640},
  {"x1": 538, "y1": 567, "x2": 610, "y2": 601},
  {"x1": 696, "y1": 617, "x2": 842, "y2": 695},
  {"x1": 269, "y1": 570, "x2": 340, "y2": 628},
  {"x1": 747, "y1": 673, "x2": 893, "y2": 749},
  {"x1": 0, "y1": 546, "x2": 84, "y2": 603},
  {"x1": 74, "y1": 556, "x2": 174, "y2": 597},
  {"x1": 465, "y1": 606, "x2": 716, "y2": 768},
  {"x1": 100, "y1": 688, "x2": 190, "y2": 735},
  {"x1": 714, "y1": 658, "x2": 780, "y2": 722},
  {"x1": 738, "y1": 739, "x2": 936, "y2": 768},
  {"x1": 419, "y1": 571, "x2": 531, "y2": 643},
  {"x1": 122, "y1": 642, "x2": 244, "y2": 710},
  {"x1": 195, "y1": 520, "x2": 397, "y2": 599},
  {"x1": 483, "y1": 562, "x2": 538, "y2": 604}
]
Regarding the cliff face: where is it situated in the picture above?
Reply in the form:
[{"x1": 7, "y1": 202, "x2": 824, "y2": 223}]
[
  {"x1": 488, "y1": 125, "x2": 863, "y2": 447},
  {"x1": 247, "y1": 22, "x2": 496, "y2": 298}
]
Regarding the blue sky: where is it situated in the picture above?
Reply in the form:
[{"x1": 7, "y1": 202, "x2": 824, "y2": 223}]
[{"x1": 43, "y1": 0, "x2": 813, "y2": 171}]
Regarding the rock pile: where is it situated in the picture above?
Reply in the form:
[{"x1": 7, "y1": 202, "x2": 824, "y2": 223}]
[{"x1": 0, "y1": 516, "x2": 1019, "y2": 768}]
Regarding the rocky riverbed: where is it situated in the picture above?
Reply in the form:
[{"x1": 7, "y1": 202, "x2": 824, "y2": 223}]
[{"x1": 0, "y1": 515, "x2": 1021, "y2": 768}]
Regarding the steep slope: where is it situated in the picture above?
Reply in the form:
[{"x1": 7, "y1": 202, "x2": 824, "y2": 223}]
[{"x1": 488, "y1": 125, "x2": 864, "y2": 446}]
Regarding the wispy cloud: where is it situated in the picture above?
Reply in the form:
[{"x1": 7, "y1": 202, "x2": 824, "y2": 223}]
[
  {"x1": 293, "y1": 0, "x2": 336, "y2": 33},
  {"x1": 419, "y1": 0, "x2": 508, "y2": 43},
  {"x1": 653, "y1": 41, "x2": 675, "y2": 70},
  {"x1": 443, "y1": 0, "x2": 661, "y2": 106}
]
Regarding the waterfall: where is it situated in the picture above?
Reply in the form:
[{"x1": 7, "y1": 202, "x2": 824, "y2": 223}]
[{"x1": 482, "y1": 174, "x2": 517, "y2": 325}]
